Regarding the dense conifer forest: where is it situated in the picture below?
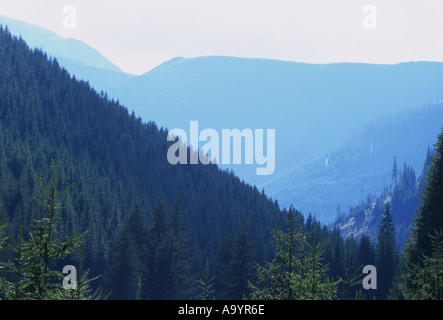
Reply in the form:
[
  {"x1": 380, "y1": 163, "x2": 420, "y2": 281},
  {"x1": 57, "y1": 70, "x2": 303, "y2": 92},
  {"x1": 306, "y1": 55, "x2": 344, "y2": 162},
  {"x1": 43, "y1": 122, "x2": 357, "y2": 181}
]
[{"x1": 0, "y1": 26, "x2": 441, "y2": 300}]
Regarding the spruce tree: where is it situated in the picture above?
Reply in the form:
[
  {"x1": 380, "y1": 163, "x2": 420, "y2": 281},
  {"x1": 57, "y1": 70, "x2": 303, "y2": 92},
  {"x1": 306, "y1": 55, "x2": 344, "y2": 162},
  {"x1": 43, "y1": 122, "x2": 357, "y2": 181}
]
[
  {"x1": 0, "y1": 161, "x2": 90, "y2": 299},
  {"x1": 0, "y1": 206, "x2": 10, "y2": 297},
  {"x1": 226, "y1": 221, "x2": 255, "y2": 299},
  {"x1": 409, "y1": 129, "x2": 443, "y2": 261},
  {"x1": 144, "y1": 196, "x2": 183, "y2": 299},
  {"x1": 299, "y1": 221, "x2": 338, "y2": 300},
  {"x1": 392, "y1": 156, "x2": 398, "y2": 185},
  {"x1": 249, "y1": 205, "x2": 305, "y2": 299},
  {"x1": 215, "y1": 235, "x2": 234, "y2": 299},
  {"x1": 357, "y1": 234, "x2": 374, "y2": 268},
  {"x1": 104, "y1": 212, "x2": 143, "y2": 300},
  {"x1": 375, "y1": 201, "x2": 398, "y2": 299},
  {"x1": 399, "y1": 128, "x2": 443, "y2": 298},
  {"x1": 47, "y1": 245, "x2": 106, "y2": 300},
  {"x1": 249, "y1": 205, "x2": 338, "y2": 300},
  {"x1": 197, "y1": 258, "x2": 217, "y2": 300},
  {"x1": 168, "y1": 197, "x2": 194, "y2": 299},
  {"x1": 21, "y1": 160, "x2": 86, "y2": 299},
  {"x1": 410, "y1": 229, "x2": 442, "y2": 299}
]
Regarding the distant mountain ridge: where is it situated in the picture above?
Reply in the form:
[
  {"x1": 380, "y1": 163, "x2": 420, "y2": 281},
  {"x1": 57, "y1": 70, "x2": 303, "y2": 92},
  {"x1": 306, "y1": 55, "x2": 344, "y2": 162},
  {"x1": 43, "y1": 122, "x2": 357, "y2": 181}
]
[
  {"x1": 0, "y1": 15, "x2": 134, "y2": 89},
  {"x1": 104, "y1": 57, "x2": 443, "y2": 176},
  {"x1": 102, "y1": 56, "x2": 443, "y2": 222},
  {"x1": 2, "y1": 15, "x2": 442, "y2": 225},
  {"x1": 0, "y1": 25, "x2": 283, "y2": 284},
  {"x1": 261, "y1": 103, "x2": 443, "y2": 223}
]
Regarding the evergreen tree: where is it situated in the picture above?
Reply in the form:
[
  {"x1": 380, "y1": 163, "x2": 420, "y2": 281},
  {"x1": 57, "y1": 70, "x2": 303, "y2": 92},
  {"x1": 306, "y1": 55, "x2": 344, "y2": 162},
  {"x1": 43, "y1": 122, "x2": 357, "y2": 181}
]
[
  {"x1": 168, "y1": 196, "x2": 194, "y2": 299},
  {"x1": 197, "y1": 258, "x2": 216, "y2": 300},
  {"x1": 249, "y1": 205, "x2": 337, "y2": 300},
  {"x1": 375, "y1": 201, "x2": 398, "y2": 299},
  {"x1": 392, "y1": 156, "x2": 398, "y2": 185},
  {"x1": 0, "y1": 206, "x2": 11, "y2": 297},
  {"x1": 104, "y1": 206, "x2": 146, "y2": 300},
  {"x1": 357, "y1": 234, "x2": 374, "y2": 268},
  {"x1": 328, "y1": 227, "x2": 344, "y2": 284},
  {"x1": 298, "y1": 221, "x2": 338, "y2": 300},
  {"x1": 249, "y1": 205, "x2": 305, "y2": 300},
  {"x1": 399, "y1": 128, "x2": 443, "y2": 298},
  {"x1": 215, "y1": 235, "x2": 234, "y2": 299},
  {"x1": 22, "y1": 160, "x2": 86, "y2": 299},
  {"x1": 1, "y1": 226, "x2": 31, "y2": 300},
  {"x1": 405, "y1": 229, "x2": 442, "y2": 300},
  {"x1": 47, "y1": 245, "x2": 106, "y2": 300},
  {"x1": 0, "y1": 25, "x2": 286, "y2": 299},
  {"x1": 142, "y1": 196, "x2": 195, "y2": 299},
  {"x1": 0, "y1": 161, "x2": 94, "y2": 300},
  {"x1": 225, "y1": 221, "x2": 255, "y2": 299},
  {"x1": 409, "y1": 129, "x2": 443, "y2": 261}
]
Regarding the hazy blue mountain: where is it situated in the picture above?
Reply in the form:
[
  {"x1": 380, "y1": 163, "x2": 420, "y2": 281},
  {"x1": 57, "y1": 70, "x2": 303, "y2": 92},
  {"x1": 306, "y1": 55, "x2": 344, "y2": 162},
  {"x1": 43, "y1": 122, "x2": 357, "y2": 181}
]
[
  {"x1": 261, "y1": 103, "x2": 443, "y2": 223},
  {"x1": 3, "y1": 15, "x2": 442, "y2": 225},
  {"x1": 0, "y1": 15, "x2": 134, "y2": 89},
  {"x1": 104, "y1": 57, "x2": 443, "y2": 180},
  {"x1": 103, "y1": 56, "x2": 443, "y2": 222},
  {"x1": 332, "y1": 143, "x2": 432, "y2": 250}
]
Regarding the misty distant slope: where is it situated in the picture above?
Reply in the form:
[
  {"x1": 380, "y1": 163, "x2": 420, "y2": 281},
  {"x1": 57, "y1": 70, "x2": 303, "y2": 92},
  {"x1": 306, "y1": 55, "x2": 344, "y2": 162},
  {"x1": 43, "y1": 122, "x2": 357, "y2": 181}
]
[
  {"x1": 104, "y1": 56, "x2": 443, "y2": 187},
  {"x1": 3, "y1": 15, "x2": 443, "y2": 225},
  {"x1": 260, "y1": 103, "x2": 443, "y2": 223},
  {"x1": 0, "y1": 15, "x2": 133, "y2": 89},
  {"x1": 0, "y1": 26, "x2": 284, "y2": 281}
]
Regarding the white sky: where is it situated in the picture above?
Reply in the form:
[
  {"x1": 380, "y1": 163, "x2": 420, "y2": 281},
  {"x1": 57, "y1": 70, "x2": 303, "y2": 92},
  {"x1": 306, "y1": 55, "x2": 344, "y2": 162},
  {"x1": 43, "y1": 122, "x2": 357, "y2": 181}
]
[{"x1": 1, "y1": 0, "x2": 443, "y2": 75}]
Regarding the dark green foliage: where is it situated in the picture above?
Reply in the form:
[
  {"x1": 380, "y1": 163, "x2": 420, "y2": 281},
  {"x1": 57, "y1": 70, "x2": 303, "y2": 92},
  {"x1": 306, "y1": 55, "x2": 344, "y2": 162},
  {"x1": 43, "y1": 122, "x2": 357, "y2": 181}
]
[
  {"x1": 214, "y1": 221, "x2": 255, "y2": 299},
  {"x1": 47, "y1": 245, "x2": 106, "y2": 300},
  {"x1": 214, "y1": 236, "x2": 234, "y2": 299},
  {"x1": 248, "y1": 206, "x2": 305, "y2": 299},
  {"x1": 0, "y1": 25, "x2": 283, "y2": 298},
  {"x1": 396, "y1": 128, "x2": 443, "y2": 299},
  {"x1": 301, "y1": 221, "x2": 339, "y2": 300},
  {"x1": 23, "y1": 160, "x2": 85, "y2": 299},
  {"x1": 0, "y1": 161, "x2": 96, "y2": 299},
  {"x1": 104, "y1": 206, "x2": 146, "y2": 300},
  {"x1": 408, "y1": 128, "x2": 443, "y2": 262},
  {"x1": 249, "y1": 205, "x2": 338, "y2": 300},
  {"x1": 105, "y1": 199, "x2": 195, "y2": 300},
  {"x1": 357, "y1": 235, "x2": 374, "y2": 268},
  {"x1": 407, "y1": 229, "x2": 442, "y2": 300},
  {"x1": 375, "y1": 201, "x2": 398, "y2": 299},
  {"x1": 197, "y1": 259, "x2": 216, "y2": 300},
  {"x1": 334, "y1": 159, "x2": 421, "y2": 252},
  {"x1": 391, "y1": 156, "x2": 398, "y2": 185},
  {"x1": 0, "y1": 206, "x2": 10, "y2": 295}
]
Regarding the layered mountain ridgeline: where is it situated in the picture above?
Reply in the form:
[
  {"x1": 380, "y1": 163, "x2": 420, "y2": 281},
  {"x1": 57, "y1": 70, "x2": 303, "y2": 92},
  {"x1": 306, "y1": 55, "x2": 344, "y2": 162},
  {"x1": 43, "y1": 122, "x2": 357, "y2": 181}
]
[
  {"x1": 261, "y1": 103, "x2": 443, "y2": 223},
  {"x1": 102, "y1": 56, "x2": 443, "y2": 190},
  {"x1": 0, "y1": 27, "x2": 284, "y2": 295},
  {"x1": 0, "y1": 26, "x2": 387, "y2": 300},
  {"x1": 2, "y1": 16, "x2": 443, "y2": 226},
  {"x1": 0, "y1": 15, "x2": 134, "y2": 89},
  {"x1": 1, "y1": 26, "x2": 442, "y2": 300}
]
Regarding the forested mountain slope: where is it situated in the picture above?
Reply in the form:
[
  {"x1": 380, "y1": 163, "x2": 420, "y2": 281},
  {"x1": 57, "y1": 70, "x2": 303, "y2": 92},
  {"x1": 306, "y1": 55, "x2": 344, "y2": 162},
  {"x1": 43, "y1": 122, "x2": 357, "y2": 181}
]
[
  {"x1": 262, "y1": 103, "x2": 443, "y2": 222},
  {"x1": 0, "y1": 15, "x2": 134, "y2": 90},
  {"x1": 104, "y1": 56, "x2": 443, "y2": 189},
  {"x1": 0, "y1": 27, "x2": 283, "y2": 293}
]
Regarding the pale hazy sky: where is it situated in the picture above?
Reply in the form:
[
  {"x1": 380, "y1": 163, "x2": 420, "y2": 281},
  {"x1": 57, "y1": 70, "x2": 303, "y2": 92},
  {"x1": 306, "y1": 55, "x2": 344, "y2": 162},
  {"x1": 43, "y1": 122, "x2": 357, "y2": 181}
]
[{"x1": 1, "y1": 0, "x2": 443, "y2": 75}]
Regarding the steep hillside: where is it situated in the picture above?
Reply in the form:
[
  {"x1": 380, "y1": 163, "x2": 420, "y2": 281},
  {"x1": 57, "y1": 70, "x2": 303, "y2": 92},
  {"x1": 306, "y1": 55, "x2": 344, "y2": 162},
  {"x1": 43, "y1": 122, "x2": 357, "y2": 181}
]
[
  {"x1": 261, "y1": 103, "x2": 443, "y2": 222},
  {"x1": 0, "y1": 26, "x2": 283, "y2": 288},
  {"x1": 2, "y1": 16, "x2": 442, "y2": 226},
  {"x1": 333, "y1": 149, "x2": 432, "y2": 252},
  {"x1": 104, "y1": 56, "x2": 443, "y2": 189},
  {"x1": 0, "y1": 15, "x2": 134, "y2": 89}
]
